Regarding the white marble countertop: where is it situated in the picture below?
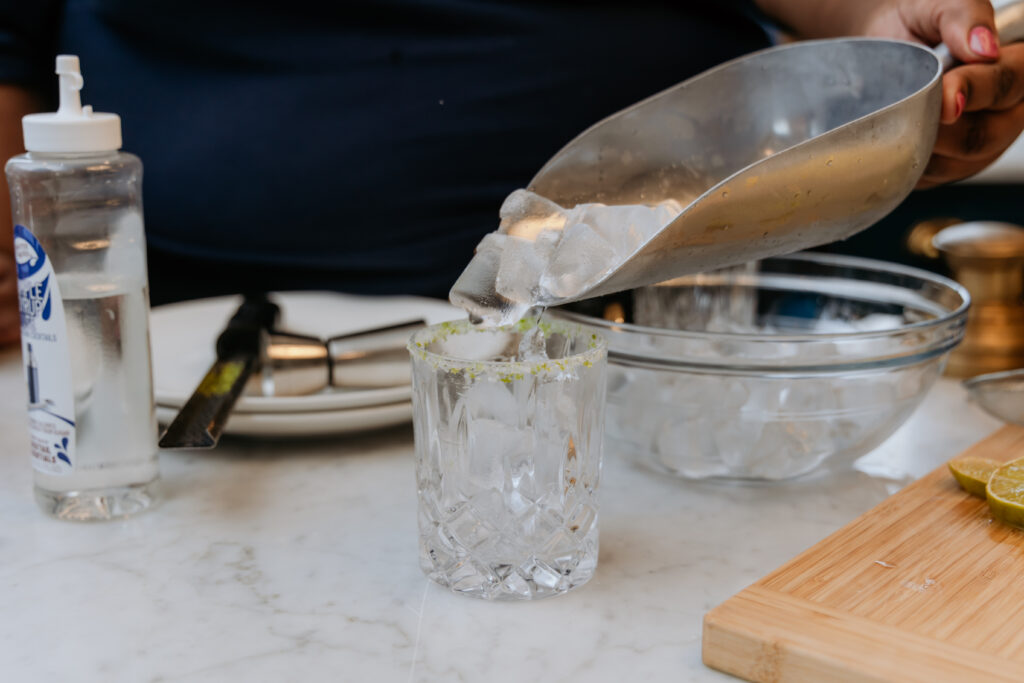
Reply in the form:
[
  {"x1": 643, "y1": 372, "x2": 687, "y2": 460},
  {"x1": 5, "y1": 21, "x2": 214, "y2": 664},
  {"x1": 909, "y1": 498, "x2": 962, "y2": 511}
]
[{"x1": 0, "y1": 346, "x2": 1003, "y2": 682}]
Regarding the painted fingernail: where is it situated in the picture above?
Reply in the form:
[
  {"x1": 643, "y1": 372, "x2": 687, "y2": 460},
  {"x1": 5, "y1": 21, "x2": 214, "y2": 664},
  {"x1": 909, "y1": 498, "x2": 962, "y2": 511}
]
[
  {"x1": 969, "y1": 26, "x2": 1000, "y2": 59},
  {"x1": 955, "y1": 91, "x2": 966, "y2": 119}
]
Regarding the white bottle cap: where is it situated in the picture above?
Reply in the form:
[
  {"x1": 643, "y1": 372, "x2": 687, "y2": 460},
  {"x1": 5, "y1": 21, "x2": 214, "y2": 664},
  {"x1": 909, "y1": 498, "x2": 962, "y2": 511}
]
[{"x1": 22, "y1": 55, "x2": 122, "y2": 153}]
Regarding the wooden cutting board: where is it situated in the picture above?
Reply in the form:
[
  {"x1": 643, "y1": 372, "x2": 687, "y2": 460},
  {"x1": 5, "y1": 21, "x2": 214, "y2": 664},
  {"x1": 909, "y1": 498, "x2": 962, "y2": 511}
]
[{"x1": 703, "y1": 425, "x2": 1024, "y2": 683}]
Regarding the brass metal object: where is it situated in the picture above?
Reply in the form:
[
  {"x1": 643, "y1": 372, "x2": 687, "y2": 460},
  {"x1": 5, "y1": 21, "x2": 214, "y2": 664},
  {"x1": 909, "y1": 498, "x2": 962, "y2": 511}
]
[
  {"x1": 930, "y1": 222, "x2": 1024, "y2": 378},
  {"x1": 905, "y1": 217, "x2": 961, "y2": 260}
]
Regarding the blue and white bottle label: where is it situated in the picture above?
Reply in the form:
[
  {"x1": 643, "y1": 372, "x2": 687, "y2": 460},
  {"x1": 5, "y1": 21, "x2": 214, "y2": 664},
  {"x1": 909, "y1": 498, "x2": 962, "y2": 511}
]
[{"x1": 14, "y1": 225, "x2": 76, "y2": 475}]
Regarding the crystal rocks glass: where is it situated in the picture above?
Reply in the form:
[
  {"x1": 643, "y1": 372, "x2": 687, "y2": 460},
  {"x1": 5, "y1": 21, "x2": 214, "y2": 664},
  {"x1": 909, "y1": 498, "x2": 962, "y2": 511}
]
[{"x1": 408, "y1": 319, "x2": 608, "y2": 600}]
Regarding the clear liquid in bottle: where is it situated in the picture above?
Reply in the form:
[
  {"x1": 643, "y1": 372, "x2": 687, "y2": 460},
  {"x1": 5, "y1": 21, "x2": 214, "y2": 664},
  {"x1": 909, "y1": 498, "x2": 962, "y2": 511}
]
[{"x1": 6, "y1": 55, "x2": 159, "y2": 520}]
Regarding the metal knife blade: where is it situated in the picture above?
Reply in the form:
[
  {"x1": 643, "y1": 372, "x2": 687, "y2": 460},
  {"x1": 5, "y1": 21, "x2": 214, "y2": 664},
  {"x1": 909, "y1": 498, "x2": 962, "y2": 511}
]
[{"x1": 158, "y1": 294, "x2": 280, "y2": 449}]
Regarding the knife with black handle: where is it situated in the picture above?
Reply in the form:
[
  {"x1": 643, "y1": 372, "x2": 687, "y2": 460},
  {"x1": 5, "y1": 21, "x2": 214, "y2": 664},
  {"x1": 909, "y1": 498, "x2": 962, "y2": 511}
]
[{"x1": 158, "y1": 294, "x2": 280, "y2": 449}]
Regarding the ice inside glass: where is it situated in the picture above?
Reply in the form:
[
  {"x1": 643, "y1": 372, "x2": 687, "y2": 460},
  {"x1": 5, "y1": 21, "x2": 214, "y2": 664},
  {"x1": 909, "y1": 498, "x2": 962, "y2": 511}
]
[{"x1": 408, "y1": 318, "x2": 607, "y2": 600}]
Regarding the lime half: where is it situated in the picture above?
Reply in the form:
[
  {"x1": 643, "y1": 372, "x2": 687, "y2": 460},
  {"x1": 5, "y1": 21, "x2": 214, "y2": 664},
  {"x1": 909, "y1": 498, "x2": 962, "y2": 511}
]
[
  {"x1": 948, "y1": 456, "x2": 1000, "y2": 498},
  {"x1": 986, "y1": 457, "x2": 1024, "y2": 528}
]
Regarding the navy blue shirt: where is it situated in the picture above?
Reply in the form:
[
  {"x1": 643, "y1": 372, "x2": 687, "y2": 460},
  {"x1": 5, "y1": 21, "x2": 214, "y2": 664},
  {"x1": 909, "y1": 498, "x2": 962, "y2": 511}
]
[{"x1": 0, "y1": 1, "x2": 769, "y2": 303}]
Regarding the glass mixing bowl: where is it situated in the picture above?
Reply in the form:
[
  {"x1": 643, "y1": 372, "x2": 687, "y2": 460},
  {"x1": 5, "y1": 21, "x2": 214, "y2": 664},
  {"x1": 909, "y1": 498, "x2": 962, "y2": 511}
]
[{"x1": 551, "y1": 252, "x2": 969, "y2": 481}]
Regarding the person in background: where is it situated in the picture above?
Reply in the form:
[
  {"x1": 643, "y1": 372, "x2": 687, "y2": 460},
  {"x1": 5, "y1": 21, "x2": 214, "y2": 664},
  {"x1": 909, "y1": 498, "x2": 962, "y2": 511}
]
[{"x1": 0, "y1": 0, "x2": 1022, "y2": 347}]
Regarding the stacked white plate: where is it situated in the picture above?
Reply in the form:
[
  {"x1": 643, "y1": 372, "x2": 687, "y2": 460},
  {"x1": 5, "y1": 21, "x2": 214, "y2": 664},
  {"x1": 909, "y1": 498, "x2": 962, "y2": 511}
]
[{"x1": 151, "y1": 292, "x2": 462, "y2": 437}]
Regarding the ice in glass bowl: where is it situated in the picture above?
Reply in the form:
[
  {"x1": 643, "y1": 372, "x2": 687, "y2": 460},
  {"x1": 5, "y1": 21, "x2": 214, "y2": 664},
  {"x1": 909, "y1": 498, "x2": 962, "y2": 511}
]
[{"x1": 550, "y1": 252, "x2": 969, "y2": 481}]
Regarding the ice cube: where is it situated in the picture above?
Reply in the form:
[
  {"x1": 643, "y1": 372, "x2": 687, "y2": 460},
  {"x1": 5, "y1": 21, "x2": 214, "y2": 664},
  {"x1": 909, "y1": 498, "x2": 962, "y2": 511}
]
[
  {"x1": 835, "y1": 378, "x2": 895, "y2": 412},
  {"x1": 566, "y1": 200, "x2": 681, "y2": 255},
  {"x1": 437, "y1": 328, "x2": 518, "y2": 362},
  {"x1": 499, "y1": 190, "x2": 567, "y2": 239},
  {"x1": 712, "y1": 378, "x2": 837, "y2": 478},
  {"x1": 715, "y1": 418, "x2": 766, "y2": 473},
  {"x1": 460, "y1": 410, "x2": 526, "y2": 492},
  {"x1": 654, "y1": 412, "x2": 723, "y2": 478},
  {"x1": 516, "y1": 325, "x2": 548, "y2": 362},
  {"x1": 740, "y1": 421, "x2": 831, "y2": 480},
  {"x1": 452, "y1": 192, "x2": 685, "y2": 322},
  {"x1": 564, "y1": 204, "x2": 649, "y2": 256},
  {"x1": 450, "y1": 233, "x2": 541, "y2": 327},
  {"x1": 477, "y1": 232, "x2": 508, "y2": 253},
  {"x1": 449, "y1": 233, "x2": 508, "y2": 321},
  {"x1": 539, "y1": 222, "x2": 617, "y2": 299},
  {"x1": 463, "y1": 379, "x2": 520, "y2": 421},
  {"x1": 536, "y1": 201, "x2": 681, "y2": 300},
  {"x1": 495, "y1": 231, "x2": 559, "y2": 306}
]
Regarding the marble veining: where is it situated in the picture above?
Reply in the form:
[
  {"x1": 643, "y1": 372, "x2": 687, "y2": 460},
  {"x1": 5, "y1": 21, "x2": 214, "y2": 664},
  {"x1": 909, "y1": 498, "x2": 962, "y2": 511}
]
[{"x1": 0, "y1": 348, "x2": 1002, "y2": 682}]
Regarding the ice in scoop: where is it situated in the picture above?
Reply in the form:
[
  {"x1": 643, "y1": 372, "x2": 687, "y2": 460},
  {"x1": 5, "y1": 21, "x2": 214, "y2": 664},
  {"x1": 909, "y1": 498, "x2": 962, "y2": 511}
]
[{"x1": 450, "y1": 189, "x2": 682, "y2": 326}]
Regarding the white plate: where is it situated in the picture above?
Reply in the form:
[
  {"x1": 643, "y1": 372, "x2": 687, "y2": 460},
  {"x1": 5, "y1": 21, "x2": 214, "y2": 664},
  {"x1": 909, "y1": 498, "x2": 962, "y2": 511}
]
[
  {"x1": 151, "y1": 291, "x2": 462, "y2": 414},
  {"x1": 156, "y1": 402, "x2": 413, "y2": 438}
]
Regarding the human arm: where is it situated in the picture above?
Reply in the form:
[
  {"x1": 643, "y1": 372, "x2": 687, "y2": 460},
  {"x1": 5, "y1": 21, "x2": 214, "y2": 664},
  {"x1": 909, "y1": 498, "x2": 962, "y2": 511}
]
[{"x1": 753, "y1": 0, "x2": 1024, "y2": 188}]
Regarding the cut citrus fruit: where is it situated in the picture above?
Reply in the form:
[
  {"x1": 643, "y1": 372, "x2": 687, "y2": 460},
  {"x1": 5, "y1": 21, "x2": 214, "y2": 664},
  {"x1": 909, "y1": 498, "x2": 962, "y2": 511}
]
[
  {"x1": 948, "y1": 455, "x2": 1000, "y2": 498},
  {"x1": 986, "y1": 457, "x2": 1024, "y2": 528}
]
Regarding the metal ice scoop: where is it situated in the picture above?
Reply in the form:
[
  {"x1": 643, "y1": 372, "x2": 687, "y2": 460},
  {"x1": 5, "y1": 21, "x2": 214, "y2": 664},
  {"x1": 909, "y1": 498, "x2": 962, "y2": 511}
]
[{"x1": 521, "y1": 3, "x2": 1024, "y2": 303}]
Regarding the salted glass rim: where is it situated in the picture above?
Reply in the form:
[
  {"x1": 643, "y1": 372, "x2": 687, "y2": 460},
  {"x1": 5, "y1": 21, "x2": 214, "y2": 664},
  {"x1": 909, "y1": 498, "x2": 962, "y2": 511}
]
[{"x1": 407, "y1": 318, "x2": 607, "y2": 378}]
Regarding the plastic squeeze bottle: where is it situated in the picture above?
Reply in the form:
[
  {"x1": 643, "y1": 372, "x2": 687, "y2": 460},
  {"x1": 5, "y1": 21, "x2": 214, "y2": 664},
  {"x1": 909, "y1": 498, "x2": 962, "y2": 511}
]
[{"x1": 5, "y1": 55, "x2": 159, "y2": 520}]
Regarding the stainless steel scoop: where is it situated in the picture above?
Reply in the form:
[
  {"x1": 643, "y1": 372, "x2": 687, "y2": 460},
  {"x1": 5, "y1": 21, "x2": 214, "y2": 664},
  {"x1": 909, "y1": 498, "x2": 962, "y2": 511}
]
[{"x1": 524, "y1": 1, "x2": 1024, "y2": 302}]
